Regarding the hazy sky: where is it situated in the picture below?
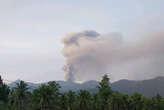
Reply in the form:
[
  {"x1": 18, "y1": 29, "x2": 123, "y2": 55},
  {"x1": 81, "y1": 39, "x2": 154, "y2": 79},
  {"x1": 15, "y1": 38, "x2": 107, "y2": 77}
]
[{"x1": 0, "y1": 0, "x2": 164, "y2": 83}]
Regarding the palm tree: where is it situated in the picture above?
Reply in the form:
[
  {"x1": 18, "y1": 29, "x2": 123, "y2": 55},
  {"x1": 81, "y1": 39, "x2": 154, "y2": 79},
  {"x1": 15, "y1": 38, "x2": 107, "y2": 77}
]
[
  {"x1": 151, "y1": 94, "x2": 164, "y2": 110},
  {"x1": 59, "y1": 93, "x2": 68, "y2": 110},
  {"x1": 121, "y1": 94, "x2": 132, "y2": 110},
  {"x1": 0, "y1": 76, "x2": 10, "y2": 110},
  {"x1": 91, "y1": 93, "x2": 101, "y2": 110},
  {"x1": 8, "y1": 80, "x2": 29, "y2": 110},
  {"x1": 0, "y1": 76, "x2": 10, "y2": 103},
  {"x1": 66, "y1": 90, "x2": 76, "y2": 110},
  {"x1": 130, "y1": 93, "x2": 144, "y2": 110},
  {"x1": 32, "y1": 81, "x2": 60, "y2": 110},
  {"x1": 77, "y1": 90, "x2": 91, "y2": 110},
  {"x1": 98, "y1": 74, "x2": 112, "y2": 110}
]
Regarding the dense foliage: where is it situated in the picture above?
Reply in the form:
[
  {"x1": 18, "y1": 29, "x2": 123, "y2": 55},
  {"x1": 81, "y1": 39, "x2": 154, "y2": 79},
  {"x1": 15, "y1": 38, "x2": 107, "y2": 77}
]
[{"x1": 0, "y1": 75, "x2": 164, "y2": 110}]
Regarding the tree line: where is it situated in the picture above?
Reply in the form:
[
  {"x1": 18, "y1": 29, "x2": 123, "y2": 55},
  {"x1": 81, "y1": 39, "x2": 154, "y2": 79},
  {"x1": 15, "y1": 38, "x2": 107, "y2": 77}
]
[{"x1": 0, "y1": 75, "x2": 164, "y2": 110}]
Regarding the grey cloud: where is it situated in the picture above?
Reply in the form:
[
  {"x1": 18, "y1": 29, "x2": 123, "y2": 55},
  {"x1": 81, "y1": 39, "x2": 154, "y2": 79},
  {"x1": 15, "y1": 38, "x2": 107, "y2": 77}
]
[
  {"x1": 62, "y1": 30, "x2": 164, "y2": 81},
  {"x1": 62, "y1": 30, "x2": 100, "y2": 45}
]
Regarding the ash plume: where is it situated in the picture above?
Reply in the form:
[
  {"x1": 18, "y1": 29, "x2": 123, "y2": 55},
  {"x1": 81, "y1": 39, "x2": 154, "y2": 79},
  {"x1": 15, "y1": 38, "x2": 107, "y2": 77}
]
[
  {"x1": 63, "y1": 64, "x2": 75, "y2": 82},
  {"x1": 62, "y1": 30, "x2": 164, "y2": 81}
]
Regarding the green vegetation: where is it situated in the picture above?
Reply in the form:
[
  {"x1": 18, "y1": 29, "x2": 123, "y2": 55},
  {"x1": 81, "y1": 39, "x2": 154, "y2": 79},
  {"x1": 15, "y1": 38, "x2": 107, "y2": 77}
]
[{"x1": 0, "y1": 75, "x2": 164, "y2": 110}]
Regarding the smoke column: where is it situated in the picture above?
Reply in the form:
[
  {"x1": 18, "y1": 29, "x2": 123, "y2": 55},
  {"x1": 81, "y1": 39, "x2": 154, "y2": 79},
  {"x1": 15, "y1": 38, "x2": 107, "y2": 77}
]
[
  {"x1": 63, "y1": 64, "x2": 75, "y2": 82},
  {"x1": 62, "y1": 30, "x2": 164, "y2": 82}
]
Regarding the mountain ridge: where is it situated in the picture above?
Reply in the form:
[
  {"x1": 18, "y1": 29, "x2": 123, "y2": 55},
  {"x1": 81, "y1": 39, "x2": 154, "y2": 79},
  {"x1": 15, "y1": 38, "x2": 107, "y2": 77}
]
[{"x1": 8, "y1": 76, "x2": 164, "y2": 97}]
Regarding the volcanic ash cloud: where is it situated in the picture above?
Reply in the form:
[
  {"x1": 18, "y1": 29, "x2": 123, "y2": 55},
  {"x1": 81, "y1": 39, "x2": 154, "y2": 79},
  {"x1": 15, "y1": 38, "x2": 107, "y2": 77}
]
[{"x1": 62, "y1": 30, "x2": 164, "y2": 81}]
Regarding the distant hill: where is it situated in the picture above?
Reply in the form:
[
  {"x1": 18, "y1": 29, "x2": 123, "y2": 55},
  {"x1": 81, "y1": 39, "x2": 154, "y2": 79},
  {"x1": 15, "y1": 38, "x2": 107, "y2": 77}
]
[
  {"x1": 8, "y1": 76, "x2": 164, "y2": 97},
  {"x1": 112, "y1": 77, "x2": 164, "y2": 97}
]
